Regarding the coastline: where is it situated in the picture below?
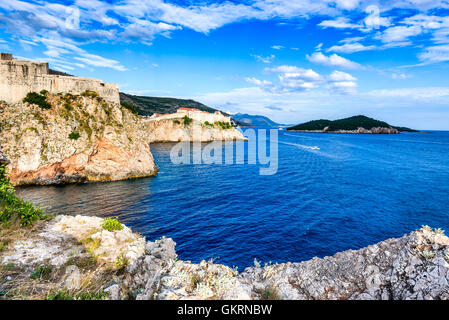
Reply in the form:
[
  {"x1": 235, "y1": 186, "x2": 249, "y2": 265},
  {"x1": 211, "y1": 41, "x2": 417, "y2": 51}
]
[{"x1": 1, "y1": 214, "x2": 448, "y2": 300}]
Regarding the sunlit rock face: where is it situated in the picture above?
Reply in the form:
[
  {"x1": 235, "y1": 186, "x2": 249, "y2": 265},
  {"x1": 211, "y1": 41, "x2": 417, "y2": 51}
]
[
  {"x1": 0, "y1": 93, "x2": 157, "y2": 186},
  {"x1": 145, "y1": 118, "x2": 246, "y2": 143}
]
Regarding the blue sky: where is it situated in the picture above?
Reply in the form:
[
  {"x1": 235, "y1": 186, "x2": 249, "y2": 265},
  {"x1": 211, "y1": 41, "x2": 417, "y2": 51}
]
[{"x1": 1, "y1": 1, "x2": 449, "y2": 129}]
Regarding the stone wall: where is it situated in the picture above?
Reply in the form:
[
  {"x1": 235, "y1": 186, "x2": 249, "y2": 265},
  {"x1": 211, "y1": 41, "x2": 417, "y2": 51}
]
[
  {"x1": 148, "y1": 110, "x2": 231, "y2": 124},
  {"x1": 0, "y1": 54, "x2": 120, "y2": 104}
]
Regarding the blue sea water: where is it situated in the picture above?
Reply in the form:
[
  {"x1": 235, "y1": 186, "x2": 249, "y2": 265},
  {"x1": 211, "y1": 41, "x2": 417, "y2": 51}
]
[{"x1": 16, "y1": 130, "x2": 449, "y2": 270}]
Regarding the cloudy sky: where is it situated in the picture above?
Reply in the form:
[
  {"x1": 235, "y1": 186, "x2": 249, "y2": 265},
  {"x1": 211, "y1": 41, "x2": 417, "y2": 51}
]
[{"x1": 1, "y1": 1, "x2": 449, "y2": 129}]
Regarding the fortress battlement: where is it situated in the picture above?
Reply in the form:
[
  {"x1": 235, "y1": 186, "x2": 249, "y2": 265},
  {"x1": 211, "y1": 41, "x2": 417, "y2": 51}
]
[{"x1": 0, "y1": 53, "x2": 120, "y2": 104}]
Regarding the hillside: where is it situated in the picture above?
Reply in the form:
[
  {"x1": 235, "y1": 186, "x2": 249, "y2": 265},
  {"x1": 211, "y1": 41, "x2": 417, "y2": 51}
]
[
  {"x1": 288, "y1": 115, "x2": 418, "y2": 133},
  {"x1": 120, "y1": 93, "x2": 218, "y2": 116},
  {"x1": 232, "y1": 113, "x2": 281, "y2": 127}
]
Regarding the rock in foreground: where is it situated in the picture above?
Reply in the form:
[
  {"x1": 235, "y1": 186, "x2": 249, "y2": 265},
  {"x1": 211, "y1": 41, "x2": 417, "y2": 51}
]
[
  {"x1": 118, "y1": 226, "x2": 449, "y2": 300},
  {"x1": 1, "y1": 216, "x2": 448, "y2": 300}
]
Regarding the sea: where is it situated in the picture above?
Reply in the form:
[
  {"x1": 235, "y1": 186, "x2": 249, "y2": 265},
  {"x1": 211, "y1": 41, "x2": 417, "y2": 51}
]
[{"x1": 16, "y1": 129, "x2": 449, "y2": 270}]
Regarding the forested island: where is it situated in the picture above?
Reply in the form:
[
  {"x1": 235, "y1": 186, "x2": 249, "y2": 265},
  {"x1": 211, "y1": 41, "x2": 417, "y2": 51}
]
[{"x1": 287, "y1": 115, "x2": 419, "y2": 134}]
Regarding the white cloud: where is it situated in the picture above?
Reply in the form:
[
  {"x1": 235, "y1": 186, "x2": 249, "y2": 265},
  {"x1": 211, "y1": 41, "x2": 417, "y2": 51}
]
[
  {"x1": 307, "y1": 52, "x2": 362, "y2": 69},
  {"x1": 245, "y1": 77, "x2": 275, "y2": 91},
  {"x1": 378, "y1": 25, "x2": 423, "y2": 43},
  {"x1": 318, "y1": 17, "x2": 361, "y2": 29},
  {"x1": 252, "y1": 54, "x2": 275, "y2": 64},
  {"x1": 327, "y1": 71, "x2": 357, "y2": 93},
  {"x1": 35, "y1": 36, "x2": 127, "y2": 71},
  {"x1": 327, "y1": 42, "x2": 377, "y2": 53},
  {"x1": 271, "y1": 45, "x2": 284, "y2": 50},
  {"x1": 74, "y1": 53, "x2": 127, "y2": 71},
  {"x1": 368, "y1": 87, "x2": 449, "y2": 99},
  {"x1": 391, "y1": 72, "x2": 410, "y2": 80},
  {"x1": 247, "y1": 65, "x2": 357, "y2": 94},
  {"x1": 418, "y1": 45, "x2": 449, "y2": 65},
  {"x1": 335, "y1": 0, "x2": 360, "y2": 10},
  {"x1": 328, "y1": 70, "x2": 357, "y2": 82}
]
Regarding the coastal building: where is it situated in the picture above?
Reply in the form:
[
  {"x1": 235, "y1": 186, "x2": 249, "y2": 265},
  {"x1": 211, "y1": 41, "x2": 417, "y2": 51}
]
[
  {"x1": 0, "y1": 53, "x2": 120, "y2": 104},
  {"x1": 145, "y1": 107, "x2": 231, "y2": 124}
]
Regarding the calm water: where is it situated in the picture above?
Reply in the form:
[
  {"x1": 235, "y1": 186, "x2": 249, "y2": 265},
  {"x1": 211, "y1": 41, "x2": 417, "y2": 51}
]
[{"x1": 16, "y1": 130, "x2": 449, "y2": 269}]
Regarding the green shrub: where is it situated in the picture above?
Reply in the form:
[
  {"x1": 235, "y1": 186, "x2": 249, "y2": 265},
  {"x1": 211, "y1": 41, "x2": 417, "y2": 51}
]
[
  {"x1": 81, "y1": 90, "x2": 99, "y2": 98},
  {"x1": 30, "y1": 265, "x2": 52, "y2": 280},
  {"x1": 214, "y1": 121, "x2": 232, "y2": 130},
  {"x1": 47, "y1": 290, "x2": 109, "y2": 300},
  {"x1": 64, "y1": 102, "x2": 73, "y2": 111},
  {"x1": 39, "y1": 89, "x2": 49, "y2": 95},
  {"x1": 22, "y1": 92, "x2": 51, "y2": 109},
  {"x1": 183, "y1": 116, "x2": 193, "y2": 126},
  {"x1": 115, "y1": 253, "x2": 128, "y2": 270},
  {"x1": 68, "y1": 131, "x2": 80, "y2": 140},
  {"x1": 204, "y1": 121, "x2": 213, "y2": 127},
  {"x1": 102, "y1": 217, "x2": 123, "y2": 231},
  {"x1": 47, "y1": 290, "x2": 73, "y2": 300},
  {"x1": 121, "y1": 102, "x2": 138, "y2": 115},
  {"x1": 0, "y1": 164, "x2": 49, "y2": 227},
  {"x1": 173, "y1": 120, "x2": 181, "y2": 125}
]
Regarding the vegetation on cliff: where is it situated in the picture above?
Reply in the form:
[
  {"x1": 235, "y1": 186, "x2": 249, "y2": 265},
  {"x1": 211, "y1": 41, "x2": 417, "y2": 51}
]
[
  {"x1": 0, "y1": 91, "x2": 157, "y2": 185},
  {"x1": 0, "y1": 164, "x2": 48, "y2": 227},
  {"x1": 288, "y1": 115, "x2": 418, "y2": 132},
  {"x1": 22, "y1": 91, "x2": 51, "y2": 110}
]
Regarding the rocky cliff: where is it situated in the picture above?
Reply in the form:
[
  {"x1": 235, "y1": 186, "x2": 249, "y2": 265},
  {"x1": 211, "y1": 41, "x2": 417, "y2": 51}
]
[
  {"x1": 0, "y1": 92, "x2": 157, "y2": 186},
  {"x1": 2, "y1": 215, "x2": 448, "y2": 300},
  {"x1": 146, "y1": 118, "x2": 246, "y2": 143},
  {"x1": 0, "y1": 144, "x2": 8, "y2": 164},
  {"x1": 118, "y1": 226, "x2": 449, "y2": 300}
]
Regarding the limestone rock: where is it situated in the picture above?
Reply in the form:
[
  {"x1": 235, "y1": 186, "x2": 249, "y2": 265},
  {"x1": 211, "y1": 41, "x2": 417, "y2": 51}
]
[
  {"x1": 120, "y1": 226, "x2": 449, "y2": 300},
  {"x1": 1, "y1": 215, "x2": 145, "y2": 267},
  {"x1": 146, "y1": 118, "x2": 246, "y2": 142},
  {"x1": 0, "y1": 94, "x2": 157, "y2": 185}
]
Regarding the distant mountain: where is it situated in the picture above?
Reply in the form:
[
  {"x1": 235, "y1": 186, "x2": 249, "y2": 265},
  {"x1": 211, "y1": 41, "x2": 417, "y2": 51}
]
[
  {"x1": 119, "y1": 92, "x2": 247, "y2": 126},
  {"x1": 287, "y1": 115, "x2": 418, "y2": 133},
  {"x1": 232, "y1": 113, "x2": 281, "y2": 127}
]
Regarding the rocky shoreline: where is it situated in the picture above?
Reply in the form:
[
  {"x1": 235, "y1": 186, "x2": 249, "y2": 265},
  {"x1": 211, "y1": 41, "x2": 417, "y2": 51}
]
[
  {"x1": 287, "y1": 127, "x2": 400, "y2": 134},
  {"x1": 1, "y1": 215, "x2": 448, "y2": 300}
]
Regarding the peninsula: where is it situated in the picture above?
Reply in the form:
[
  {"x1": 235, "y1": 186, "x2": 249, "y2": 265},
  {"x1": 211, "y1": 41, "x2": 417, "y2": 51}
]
[
  {"x1": 0, "y1": 53, "x2": 245, "y2": 186},
  {"x1": 287, "y1": 115, "x2": 418, "y2": 134}
]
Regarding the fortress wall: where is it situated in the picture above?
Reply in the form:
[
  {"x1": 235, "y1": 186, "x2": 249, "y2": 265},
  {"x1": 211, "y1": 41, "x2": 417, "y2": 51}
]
[
  {"x1": 0, "y1": 58, "x2": 120, "y2": 104},
  {"x1": 145, "y1": 111, "x2": 231, "y2": 124}
]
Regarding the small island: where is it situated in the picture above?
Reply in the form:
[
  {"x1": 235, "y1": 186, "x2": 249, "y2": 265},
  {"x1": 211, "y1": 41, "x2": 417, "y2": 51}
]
[{"x1": 287, "y1": 115, "x2": 419, "y2": 134}]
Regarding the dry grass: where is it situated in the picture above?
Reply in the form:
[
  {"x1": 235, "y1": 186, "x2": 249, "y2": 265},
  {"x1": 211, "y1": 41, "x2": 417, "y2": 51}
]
[{"x1": 0, "y1": 222, "x2": 123, "y2": 300}]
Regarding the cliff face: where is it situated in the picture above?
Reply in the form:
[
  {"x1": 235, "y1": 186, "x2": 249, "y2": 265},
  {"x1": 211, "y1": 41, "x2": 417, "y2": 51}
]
[
  {"x1": 0, "y1": 93, "x2": 157, "y2": 185},
  {"x1": 146, "y1": 118, "x2": 246, "y2": 143},
  {"x1": 0, "y1": 144, "x2": 8, "y2": 164}
]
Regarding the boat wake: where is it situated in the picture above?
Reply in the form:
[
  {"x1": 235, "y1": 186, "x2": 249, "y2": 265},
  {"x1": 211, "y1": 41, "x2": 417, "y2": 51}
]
[{"x1": 280, "y1": 141, "x2": 320, "y2": 151}]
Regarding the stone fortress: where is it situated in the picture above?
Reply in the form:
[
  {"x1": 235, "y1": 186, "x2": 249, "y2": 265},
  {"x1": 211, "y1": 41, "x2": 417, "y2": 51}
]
[
  {"x1": 146, "y1": 107, "x2": 231, "y2": 124},
  {"x1": 0, "y1": 53, "x2": 120, "y2": 104}
]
